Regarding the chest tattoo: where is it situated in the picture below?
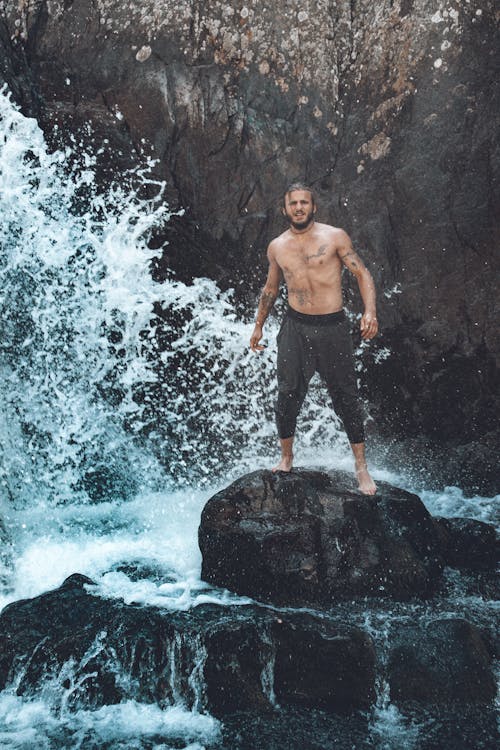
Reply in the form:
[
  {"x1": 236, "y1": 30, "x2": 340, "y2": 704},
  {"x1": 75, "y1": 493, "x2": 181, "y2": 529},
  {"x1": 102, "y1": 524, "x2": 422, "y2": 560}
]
[{"x1": 305, "y1": 244, "x2": 327, "y2": 262}]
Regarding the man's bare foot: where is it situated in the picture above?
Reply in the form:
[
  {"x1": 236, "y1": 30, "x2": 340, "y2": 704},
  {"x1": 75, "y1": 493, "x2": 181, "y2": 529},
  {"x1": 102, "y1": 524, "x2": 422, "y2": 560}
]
[
  {"x1": 272, "y1": 454, "x2": 293, "y2": 472},
  {"x1": 356, "y1": 463, "x2": 377, "y2": 495}
]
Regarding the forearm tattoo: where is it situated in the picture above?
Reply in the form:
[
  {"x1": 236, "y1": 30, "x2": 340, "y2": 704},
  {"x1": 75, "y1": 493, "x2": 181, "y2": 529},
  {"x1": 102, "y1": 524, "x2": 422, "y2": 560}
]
[
  {"x1": 260, "y1": 291, "x2": 276, "y2": 313},
  {"x1": 255, "y1": 290, "x2": 277, "y2": 325}
]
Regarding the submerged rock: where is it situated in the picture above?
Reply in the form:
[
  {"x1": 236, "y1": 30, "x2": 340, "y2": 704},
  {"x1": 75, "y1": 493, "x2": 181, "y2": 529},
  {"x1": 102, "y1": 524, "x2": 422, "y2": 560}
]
[
  {"x1": 199, "y1": 469, "x2": 444, "y2": 605},
  {"x1": 388, "y1": 618, "x2": 497, "y2": 706},
  {"x1": 433, "y1": 516, "x2": 499, "y2": 570}
]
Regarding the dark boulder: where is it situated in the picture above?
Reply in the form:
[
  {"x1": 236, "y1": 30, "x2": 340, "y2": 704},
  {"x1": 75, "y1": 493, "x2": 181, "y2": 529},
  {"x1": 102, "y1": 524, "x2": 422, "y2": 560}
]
[
  {"x1": 388, "y1": 618, "x2": 497, "y2": 706},
  {"x1": 0, "y1": 573, "x2": 376, "y2": 716},
  {"x1": 199, "y1": 469, "x2": 444, "y2": 605},
  {"x1": 203, "y1": 617, "x2": 275, "y2": 714},
  {"x1": 434, "y1": 516, "x2": 499, "y2": 570}
]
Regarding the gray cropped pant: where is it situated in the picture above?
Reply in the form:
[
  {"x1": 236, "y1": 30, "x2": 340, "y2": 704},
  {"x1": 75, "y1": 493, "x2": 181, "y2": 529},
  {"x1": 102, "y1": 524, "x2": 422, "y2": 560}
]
[{"x1": 275, "y1": 307, "x2": 365, "y2": 444}]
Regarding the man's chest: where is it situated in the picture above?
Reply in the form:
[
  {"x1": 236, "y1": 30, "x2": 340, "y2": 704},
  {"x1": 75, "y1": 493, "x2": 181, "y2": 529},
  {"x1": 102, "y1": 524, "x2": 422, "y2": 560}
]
[{"x1": 277, "y1": 243, "x2": 339, "y2": 278}]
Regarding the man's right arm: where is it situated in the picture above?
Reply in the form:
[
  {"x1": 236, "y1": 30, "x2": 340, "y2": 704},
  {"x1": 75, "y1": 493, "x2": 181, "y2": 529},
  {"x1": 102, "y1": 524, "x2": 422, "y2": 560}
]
[{"x1": 250, "y1": 243, "x2": 282, "y2": 352}]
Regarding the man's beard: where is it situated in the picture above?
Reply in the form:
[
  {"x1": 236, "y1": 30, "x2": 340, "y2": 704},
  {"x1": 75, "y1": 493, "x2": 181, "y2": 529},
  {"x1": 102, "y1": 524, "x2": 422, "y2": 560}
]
[{"x1": 289, "y1": 208, "x2": 315, "y2": 230}]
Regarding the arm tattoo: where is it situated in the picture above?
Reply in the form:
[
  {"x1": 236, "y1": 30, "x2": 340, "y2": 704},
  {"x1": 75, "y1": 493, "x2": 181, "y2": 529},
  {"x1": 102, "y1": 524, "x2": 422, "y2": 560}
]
[
  {"x1": 255, "y1": 290, "x2": 277, "y2": 325},
  {"x1": 260, "y1": 291, "x2": 276, "y2": 313},
  {"x1": 339, "y1": 250, "x2": 360, "y2": 269}
]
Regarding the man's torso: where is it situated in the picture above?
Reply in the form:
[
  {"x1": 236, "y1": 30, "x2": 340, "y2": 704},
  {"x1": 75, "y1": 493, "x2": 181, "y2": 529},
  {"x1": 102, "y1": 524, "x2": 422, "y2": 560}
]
[{"x1": 272, "y1": 222, "x2": 344, "y2": 314}]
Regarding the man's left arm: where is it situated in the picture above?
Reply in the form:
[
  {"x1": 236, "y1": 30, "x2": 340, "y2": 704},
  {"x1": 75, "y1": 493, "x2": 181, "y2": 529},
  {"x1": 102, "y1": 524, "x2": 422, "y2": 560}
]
[{"x1": 337, "y1": 230, "x2": 378, "y2": 340}]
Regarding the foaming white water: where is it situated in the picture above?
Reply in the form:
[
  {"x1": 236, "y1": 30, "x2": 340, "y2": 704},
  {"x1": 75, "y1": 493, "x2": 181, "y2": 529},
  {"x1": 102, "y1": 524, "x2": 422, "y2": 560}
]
[
  {"x1": 370, "y1": 696, "x2": 422, "y2": 750},
  {"x1": 0, "y1": 88, "x2": 170, "y2": 507},
  {"x1": 0, "y1": 484, "x2": 253, "y2": 611},
  {"x1": 0, "y1": 692, "x2": 220, "y2": 749},
  {"x1": 418, "y1": 486, "x2": 500, "y2": 525}
]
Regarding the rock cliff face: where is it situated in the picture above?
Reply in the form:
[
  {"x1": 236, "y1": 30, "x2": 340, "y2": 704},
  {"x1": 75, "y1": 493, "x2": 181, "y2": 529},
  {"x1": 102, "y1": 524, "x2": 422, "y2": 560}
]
[{"x1": 2, "y1": 1, "x2": 498, "y2": 489}]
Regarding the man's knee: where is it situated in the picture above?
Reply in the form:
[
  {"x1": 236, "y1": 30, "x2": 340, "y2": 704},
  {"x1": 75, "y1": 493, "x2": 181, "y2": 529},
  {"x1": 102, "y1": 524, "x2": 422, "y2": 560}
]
[
  {"x1": 326, "y1": 387, "x2": 365, "y2": 444},
  {"x1": 275, "y1": 389, "x2": 304, "y2": 411},
  {"x1": 275, "y1": 389, "x2": 304, "y2": 438}
]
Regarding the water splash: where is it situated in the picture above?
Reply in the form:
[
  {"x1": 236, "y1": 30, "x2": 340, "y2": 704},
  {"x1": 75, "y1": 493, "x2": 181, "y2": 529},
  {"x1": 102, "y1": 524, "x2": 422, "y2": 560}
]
[
  {"x1": 0, "y1": 692, "x2": 220, "y2": 750},
  {"x1": 365, "y1": 613, "x2": 423, "y2": 750},
  {"x1": 0, "y1": 88, "x2": 170, "y2": 507},
  {"x1": 0, "y1": 88, "x2": 354, "y2": 511}
]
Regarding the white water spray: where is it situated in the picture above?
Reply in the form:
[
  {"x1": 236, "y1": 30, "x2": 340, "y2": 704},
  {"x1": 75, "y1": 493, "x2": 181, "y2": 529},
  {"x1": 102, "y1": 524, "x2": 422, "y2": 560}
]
[{"x1": 0, "y1": 89, "x2": 354, "y2": 515}]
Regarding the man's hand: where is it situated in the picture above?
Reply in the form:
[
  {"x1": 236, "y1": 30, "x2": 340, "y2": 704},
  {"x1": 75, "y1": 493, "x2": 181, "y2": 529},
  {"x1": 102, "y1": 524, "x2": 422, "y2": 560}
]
[
  {"x1": 250, "y1": 324, "x2": 265, "y2": 352},
  {"x1": 360, "y1": 312, "x2": 378, "y2": 340}
]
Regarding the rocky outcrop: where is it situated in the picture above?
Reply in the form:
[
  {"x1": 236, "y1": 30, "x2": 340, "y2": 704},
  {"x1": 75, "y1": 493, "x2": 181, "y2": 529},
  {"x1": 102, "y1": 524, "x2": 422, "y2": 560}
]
[
  {"x1": 1, "y1": 1, "x2": 498, "y2": 490},
  {"x1": 0, "y1": 13, "x2": 38, "y2": 114},
  {"x1": 199, "y1": 468, "x2": 444, "y2": 604},
  {"x1": 0, "y1": 573, "x2": 377, "y2": 716},
  {"x1": 205, "y1": 612, "x2": 376, "y2": 715},
  {"x1": 0, "y1": 571, "x2": 497, "y2": 740}
]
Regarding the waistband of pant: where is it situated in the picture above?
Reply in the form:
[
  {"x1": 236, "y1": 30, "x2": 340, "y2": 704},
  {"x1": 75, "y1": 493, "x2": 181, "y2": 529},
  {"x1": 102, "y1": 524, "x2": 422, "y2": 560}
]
[{"x1": 286, "y1": 306, "x2": 346, "y2": 326}]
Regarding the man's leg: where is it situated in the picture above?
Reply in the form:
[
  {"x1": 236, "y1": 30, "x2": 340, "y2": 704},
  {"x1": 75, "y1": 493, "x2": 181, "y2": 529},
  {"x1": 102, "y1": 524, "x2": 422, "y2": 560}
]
[
  {"x1": 274, "y1": 385, "x2": 308, "y2": 472},
  {"x1": 317, "y1": 321, "x2": 376, "y2": 494},
  {"x1": 326, "y1": 381, "x2": 377, "y2": 494},
  {"x1": 274, "y1": 317, "x2": 313, "y2": 472},
  {"x1": 273, "y1": 435, "x2": 294, "y2": 472},
  {"x1": 350, "y1": 442, "x2": 376, "y2": 495}
]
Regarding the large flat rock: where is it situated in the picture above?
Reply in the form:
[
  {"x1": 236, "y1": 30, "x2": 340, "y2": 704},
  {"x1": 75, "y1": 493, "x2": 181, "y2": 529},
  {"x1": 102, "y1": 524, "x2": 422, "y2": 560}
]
[{"x1": 199, "y1": 469, "x2": 444, "y2": 605}]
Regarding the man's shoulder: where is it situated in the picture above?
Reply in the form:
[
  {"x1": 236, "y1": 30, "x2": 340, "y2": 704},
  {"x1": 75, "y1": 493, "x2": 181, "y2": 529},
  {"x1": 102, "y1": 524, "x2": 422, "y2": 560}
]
[
  {"x1": 268, "y1": 231, "x2": 290, "y2": 253},
  {"x1": 315, "y1": 222, "x2": 346, "y2": 236},
  {"x1": 270, "y1": 229, "x2": 291, "y2": 244}
]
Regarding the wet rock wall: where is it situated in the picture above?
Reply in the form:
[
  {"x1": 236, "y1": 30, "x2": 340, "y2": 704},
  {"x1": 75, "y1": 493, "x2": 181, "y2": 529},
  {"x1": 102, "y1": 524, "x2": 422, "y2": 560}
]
[{"x1": 1, "y1": 1, "x2": 498, "y2": 490}]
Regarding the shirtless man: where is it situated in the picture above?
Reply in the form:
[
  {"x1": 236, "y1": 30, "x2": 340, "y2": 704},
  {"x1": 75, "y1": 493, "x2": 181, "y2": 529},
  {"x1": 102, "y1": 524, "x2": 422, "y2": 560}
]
[{"x1": 250, "y1": 184, "x2": 378, "y2": 495}]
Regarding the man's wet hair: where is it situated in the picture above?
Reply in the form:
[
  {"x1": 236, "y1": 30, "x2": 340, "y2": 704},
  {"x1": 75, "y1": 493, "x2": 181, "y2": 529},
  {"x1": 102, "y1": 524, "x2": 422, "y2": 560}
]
[{"x1": 283, "y1": 182, "x2": 317, "y2": 208}]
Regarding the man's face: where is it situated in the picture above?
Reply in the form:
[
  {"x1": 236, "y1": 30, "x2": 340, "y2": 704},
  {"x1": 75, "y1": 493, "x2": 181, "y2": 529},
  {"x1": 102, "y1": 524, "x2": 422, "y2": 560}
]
[{"x1": 283, "y1": 190, "x2": 316, "y2": 230}]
